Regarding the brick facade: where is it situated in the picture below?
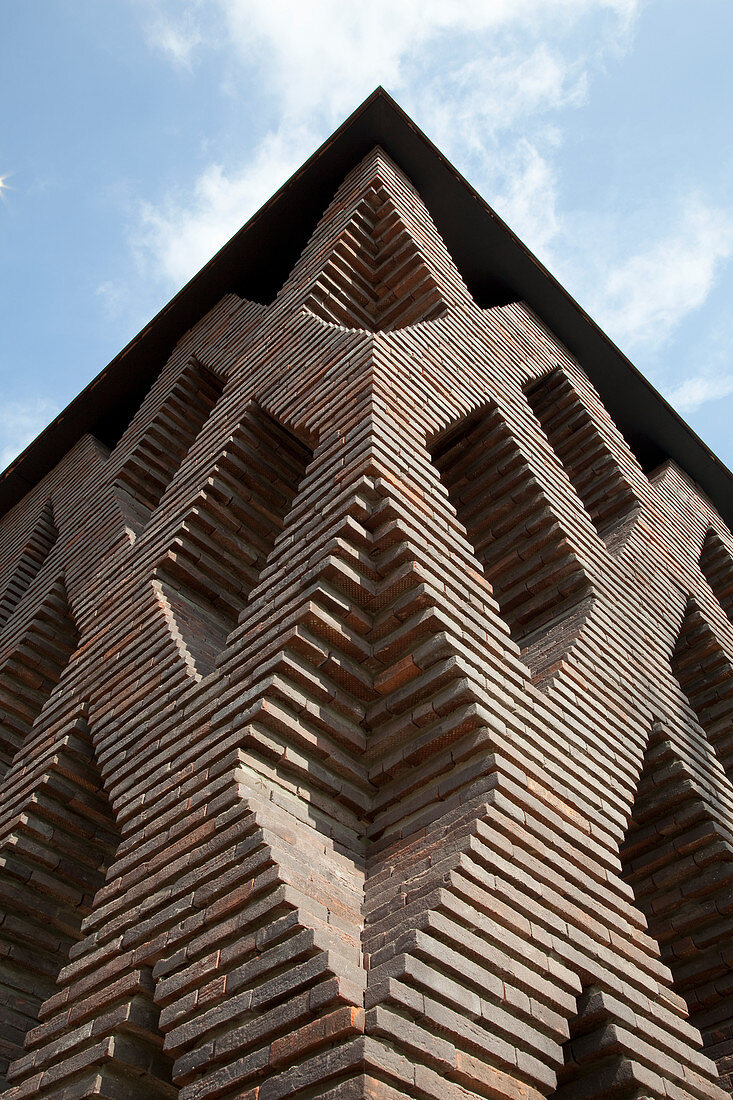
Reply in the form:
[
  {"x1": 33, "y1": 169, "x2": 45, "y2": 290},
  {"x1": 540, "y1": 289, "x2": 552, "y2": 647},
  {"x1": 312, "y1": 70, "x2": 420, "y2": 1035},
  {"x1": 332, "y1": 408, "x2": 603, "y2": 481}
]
[{"x1": 0, "y1": 100, "x2": 732, "y2": 1099}]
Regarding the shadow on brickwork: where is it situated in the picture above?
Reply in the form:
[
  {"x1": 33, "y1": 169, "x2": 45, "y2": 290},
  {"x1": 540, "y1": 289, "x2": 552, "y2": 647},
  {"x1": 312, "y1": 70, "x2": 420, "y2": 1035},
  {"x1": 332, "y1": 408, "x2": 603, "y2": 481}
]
[
  {"x1": 154, "y1": 402, "x2": 314, "y2": 678},
  {"x1": 429, "y1": 400, "x2": 594, "y2": 686},
  {"x1": 620, "y1": 722, "x2": 733, "y2": 1090},
  {"x1": 0, "y1": 576, "x2": 79, "y2": 780},
  {"x1": 0, "y1": 711, "x2": 121, "y2": 1088},
  {"x1": 114, "y1": 357, "x2": 225, "y2": 536},
  {"x1": 0, "y1": 501, "x2": 58, "y2": 632},
  {"x1": 525, "y1": 367, "x2": 639, "y2": 551},
  {"x1": 548, "y1": 986, "x2": 652, "y2": 1099},
  {"x1": 672, "y1": 597, "x2": 733, "y2": 782},
  {"x1": 700, "y1": 528, "x2": 733, "y2": 627}
]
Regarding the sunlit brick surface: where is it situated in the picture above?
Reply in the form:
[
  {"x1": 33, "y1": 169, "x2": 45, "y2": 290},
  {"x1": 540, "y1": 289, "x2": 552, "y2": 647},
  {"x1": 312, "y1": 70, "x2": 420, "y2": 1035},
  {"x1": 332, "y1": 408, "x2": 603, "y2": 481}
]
[{"x1": 1, "y1": 143, "x2": 732, "y2": 1099}]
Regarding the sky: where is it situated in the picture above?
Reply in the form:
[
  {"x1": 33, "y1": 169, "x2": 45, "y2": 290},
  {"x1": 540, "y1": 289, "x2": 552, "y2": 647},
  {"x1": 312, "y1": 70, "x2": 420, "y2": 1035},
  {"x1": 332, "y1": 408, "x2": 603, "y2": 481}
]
[{"x1": 1, "y1": 1, "x2": 732, "y2": 476}]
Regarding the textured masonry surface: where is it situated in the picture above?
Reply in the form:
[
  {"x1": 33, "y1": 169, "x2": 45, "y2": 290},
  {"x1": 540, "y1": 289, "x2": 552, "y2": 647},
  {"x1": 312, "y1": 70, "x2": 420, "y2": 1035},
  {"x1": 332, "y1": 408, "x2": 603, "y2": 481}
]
[{"x1": 0, "y1": 139, "x2": 733, "y2": 1099}]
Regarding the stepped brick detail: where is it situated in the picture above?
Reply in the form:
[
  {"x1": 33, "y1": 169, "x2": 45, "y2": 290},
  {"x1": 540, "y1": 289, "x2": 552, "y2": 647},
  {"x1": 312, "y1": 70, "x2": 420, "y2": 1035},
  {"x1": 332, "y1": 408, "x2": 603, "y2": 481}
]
[
  {"x1": 700, "y1": 529, "x2": 733, "y2": 625},
  {"x1": 304, "y1": 182, "x2": 449, "y2": 331},
  {"x1": 549, "y1": 986, "x2": 650, "y2": 1099},
  {"x1": 429, "y1": 402, "x2": 593, "y2": 683},
  {"x1": 672, "y1": 597, "x2": 733, "y2": 780},
  {"x1": 0, "y1": 501, "x2": 58, "y2": 630},
  {"x1": 0, "y1": 576, "x2": 79, "y2": 779},
  {"x1": 114, "y1": 357, "x2": 225, "y2": 535},
  {"x1": 0, "y1": 99, "x2": 732, "y2": 1099},
  {"x1": 525, "y1": 367, "x2": 639, "y2": 547},
  {"x1": 621, "y1": 722, "x2": 733, "y2": 1090},
  {"x1": 0, "y1": 711, "x2": 119, "y2": 1087}
]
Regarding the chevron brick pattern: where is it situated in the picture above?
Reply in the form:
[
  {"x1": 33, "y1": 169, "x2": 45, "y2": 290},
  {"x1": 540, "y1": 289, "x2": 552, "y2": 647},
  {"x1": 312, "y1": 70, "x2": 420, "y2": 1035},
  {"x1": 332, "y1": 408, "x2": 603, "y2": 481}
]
[
  {"x1": 0, "y1": 138, "x2": 731, "y2": 1100},
  {"x1": 0, "y1": 500, "x2": 58, "y2": 631}
]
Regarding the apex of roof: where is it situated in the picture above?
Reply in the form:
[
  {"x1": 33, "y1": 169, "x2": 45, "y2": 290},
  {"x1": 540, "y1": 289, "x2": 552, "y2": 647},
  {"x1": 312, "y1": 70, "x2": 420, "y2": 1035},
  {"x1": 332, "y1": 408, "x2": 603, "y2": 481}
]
[{"x1": 2, "y1": 88, "x2": 732, "y2": 525}]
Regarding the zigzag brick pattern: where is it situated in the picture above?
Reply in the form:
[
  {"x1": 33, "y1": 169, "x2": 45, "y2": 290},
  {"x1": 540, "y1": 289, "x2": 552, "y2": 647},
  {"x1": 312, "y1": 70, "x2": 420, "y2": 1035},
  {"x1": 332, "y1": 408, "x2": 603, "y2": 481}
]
[
  {"x1": 671, "y1": 598, "x2": 733, "y2": 781},
  {"x1": 0, "y1": 709, "x2": 120, "y2": 1086},
  {"x1": 524, "y1": 368, "x2": 639, "y2": 548},
  {"x1": 700, "y1": 530, "x2": 733, "y2": 625},
  {"x1": 0, "y1": 136, "x2": 731, "y2": 1100},
  {"x1": 0, "y1": 500, "x2": 58, "y2": 630},
  {"x1": 621, "y1": 721, "x2": 733, "y2": 1092},
  {"x1": 304, "y1": 183, "x2": 448, "y2": 332},
  {"x1": 429, "y1": 402, "x2": 594, "y2": 684},
  {"x1": 0, "y1": 576, "x2": 79, "y2": 779}
]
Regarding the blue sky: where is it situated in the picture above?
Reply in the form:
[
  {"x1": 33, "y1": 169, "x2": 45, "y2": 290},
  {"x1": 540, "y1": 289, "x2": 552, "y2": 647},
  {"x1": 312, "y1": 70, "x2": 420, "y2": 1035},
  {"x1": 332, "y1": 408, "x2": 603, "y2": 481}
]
[{"x1": 2, "y1": 1, "x2": 732, "y2": 474}]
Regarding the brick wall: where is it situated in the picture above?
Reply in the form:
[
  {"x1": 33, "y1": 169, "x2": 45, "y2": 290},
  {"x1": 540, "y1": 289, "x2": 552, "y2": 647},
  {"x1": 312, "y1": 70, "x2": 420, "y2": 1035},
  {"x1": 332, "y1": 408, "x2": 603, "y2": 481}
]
[{"x1": 0, "y1": 145, "x2": 731, "y2": 1098}]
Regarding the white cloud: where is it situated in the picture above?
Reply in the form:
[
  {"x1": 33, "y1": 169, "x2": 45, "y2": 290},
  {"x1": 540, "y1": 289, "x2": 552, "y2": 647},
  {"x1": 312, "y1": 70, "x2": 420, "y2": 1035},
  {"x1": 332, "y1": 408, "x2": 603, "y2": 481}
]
[
  {"x1": 416, "y1": 46, "x2": 588, "y2": 151},
  {"x1": 0, "y1": 399, "x2": 59, "y2": 472},
  {"x1": 666, "y1": 371, "x2": 733, "y2": 415},
  {"x1": 211, "y1": 0, "x2": 638, "y2": 126},
  {"x1": 96, "y1": 279, "x2": 128, "y2": 319},
  {"x1": 145, "y1": 7, "x2": 204, "y2": 68},
  {"x1": 134, "y1": 126, "x2": 317, "y2": 286},
  {"x1": 130, "y1": 0, "x2": 733, "y2": 446},
  {"x1": 491, "y1": 140, "x2": 563, "y2": 262},
  {"x1": 133, "y1": 0, "x2": 640, "y2": 289},
  {"x1": 658, "y1": 315, "x2": 733, "y2": 416},
  {"x1": 591, "y1": 197, "x2": 733, "y2": 352},
  {"x1": 408, "y1": 45, "x2": 583, "y2": 262}
]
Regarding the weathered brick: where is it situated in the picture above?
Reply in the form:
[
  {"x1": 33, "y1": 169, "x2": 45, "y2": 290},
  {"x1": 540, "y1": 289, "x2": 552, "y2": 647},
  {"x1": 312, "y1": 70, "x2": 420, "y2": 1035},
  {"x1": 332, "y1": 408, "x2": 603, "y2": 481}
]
[{"x1": 0, "y1": 94, "x2": 730, "y2": 1100}]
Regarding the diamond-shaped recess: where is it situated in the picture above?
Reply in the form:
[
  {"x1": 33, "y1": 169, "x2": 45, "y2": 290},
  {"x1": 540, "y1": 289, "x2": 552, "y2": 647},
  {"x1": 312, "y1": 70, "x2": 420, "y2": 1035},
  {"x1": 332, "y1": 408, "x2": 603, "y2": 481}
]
[
  {"x1": 305, "y1": 183, "x2": 448, "y2": 332},
  {"x1": 0, "y1": 500, "x2": 58, "y2": 631},
  {"x1": 672, "y1": 596, "x2": 733, "y2": 782},
  {"x1": 700, "y1": 527, "x2": 733, "y2": 625},
  {"x1": 0, "y1": 576, "x2": 79, "y2": 780},
  {"x1": 155, "y1": 402, "x2": 314, "y2": 678},
  {"x1": 430, "y1": 403, "x2": 594, "y2": 685},
  {"x1": 0, "y1": 711, "x2": 120, "y2": 1086},
  {"x1": 621, "y1": 723, "x2": 733, "y2": 1089}
]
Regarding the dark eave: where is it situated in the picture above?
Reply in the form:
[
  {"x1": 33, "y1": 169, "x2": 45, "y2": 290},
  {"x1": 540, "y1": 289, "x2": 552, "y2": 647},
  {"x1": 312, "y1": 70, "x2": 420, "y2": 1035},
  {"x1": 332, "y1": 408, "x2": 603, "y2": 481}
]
[{"x1": 2, "y1": 88, "x2": 732, "y2": 525}]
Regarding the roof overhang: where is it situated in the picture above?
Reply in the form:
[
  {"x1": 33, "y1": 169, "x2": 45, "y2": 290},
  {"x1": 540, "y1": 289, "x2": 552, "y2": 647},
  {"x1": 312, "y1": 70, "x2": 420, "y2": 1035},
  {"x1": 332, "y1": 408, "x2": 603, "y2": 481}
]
[{"x1": 2, "y1": 88, "x2": 732, "y2": 525}]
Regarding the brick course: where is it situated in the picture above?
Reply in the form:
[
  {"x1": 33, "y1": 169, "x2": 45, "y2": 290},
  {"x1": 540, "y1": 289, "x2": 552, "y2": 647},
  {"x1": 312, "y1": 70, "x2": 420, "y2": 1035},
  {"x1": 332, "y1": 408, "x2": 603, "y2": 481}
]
[{"x1": 0, "y1": 112, "x2": 731, "y2": 1099}]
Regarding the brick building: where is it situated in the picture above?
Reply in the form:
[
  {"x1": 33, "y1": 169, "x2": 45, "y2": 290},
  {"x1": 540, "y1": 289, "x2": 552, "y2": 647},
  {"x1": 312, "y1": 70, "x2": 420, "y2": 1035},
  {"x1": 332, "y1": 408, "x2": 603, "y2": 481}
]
[{"x1": 0, "y1": 89, "x2": 732, "y2": 1099}]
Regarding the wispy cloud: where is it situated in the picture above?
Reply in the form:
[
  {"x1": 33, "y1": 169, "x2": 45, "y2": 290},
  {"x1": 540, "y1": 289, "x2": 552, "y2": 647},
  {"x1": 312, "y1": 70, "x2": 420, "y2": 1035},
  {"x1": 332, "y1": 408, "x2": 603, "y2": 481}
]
[
  {"x1": 659, "y1": 313, "x2": 733, "y2": 416},
  {"x1": 590, "y1": 196, "x2": 733, "y2": 353},
  {"x1": 405, "y1": 44, "x2": 587, "y2": 155},
  {"x1": 145, "y1": 6, "x2": 204, "y2": 68},
  {"x1": 133, "y1": 126, "x2": 318, "y2": 286},
  {"x1": 0, "y1": 399, "x2": 59, "y2": 472},
  {"x1": 134, "y1": 0, "x2": 640, "y2": 287},
  {"x1": 131, "y1": 0, "x2": 733, "y2": 422},
  {"x1": 666, "y1": 371, "x2": 733, "y2": 415},
  {"x1": 209, "y1": 0, "x2": 637, "y2": 121},
  {"x1": 491, "y1": 140, "x2": 563, "y2": 262}
]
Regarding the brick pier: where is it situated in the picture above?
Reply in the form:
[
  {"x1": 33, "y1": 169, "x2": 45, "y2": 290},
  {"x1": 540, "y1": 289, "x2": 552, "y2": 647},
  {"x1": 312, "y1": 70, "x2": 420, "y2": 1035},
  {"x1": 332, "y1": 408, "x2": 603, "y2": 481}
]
[{"x1": 0, "y1": 91, "x2": 731, "y2": 1099}]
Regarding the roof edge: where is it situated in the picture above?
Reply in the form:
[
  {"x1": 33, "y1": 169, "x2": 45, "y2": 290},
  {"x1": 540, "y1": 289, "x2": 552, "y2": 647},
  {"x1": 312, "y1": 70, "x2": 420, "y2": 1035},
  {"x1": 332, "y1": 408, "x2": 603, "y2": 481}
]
[{"x1": 2, "y1": 87, "x2": 732, "y2": 527}]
